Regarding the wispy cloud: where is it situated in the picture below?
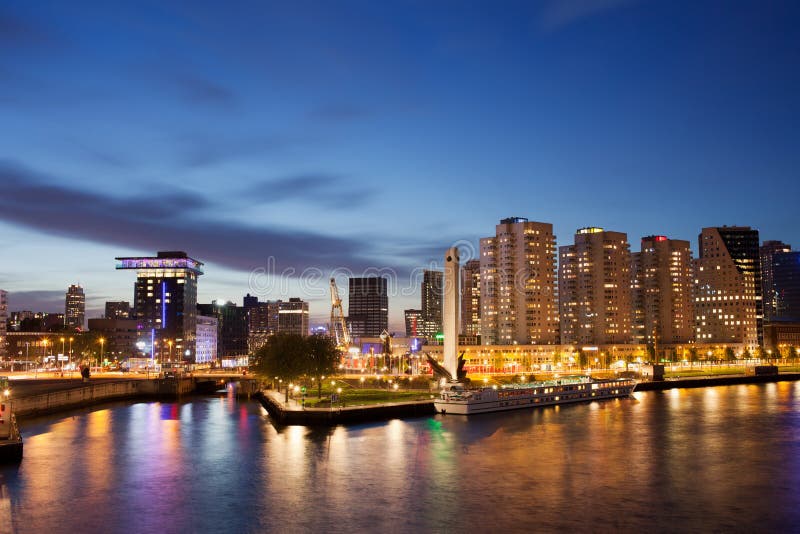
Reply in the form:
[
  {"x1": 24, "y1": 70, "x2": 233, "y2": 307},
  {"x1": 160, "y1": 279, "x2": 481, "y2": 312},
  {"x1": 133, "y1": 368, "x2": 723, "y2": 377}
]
[
  {"x1": 176, "y1": 132, "x2": 303, "y2": 168},
  {"x1": 308, "y1": 103, "x2": 369, "y2": 122},
  {"x1": 6, "y1": 290, "x2": 65, "y2": 313},
  {"x1": 539, "y1": 0, "x2": 639, "y2": 32},
  {"x1": 168, "y1": 72, "x2": 237, "y2": 106},
  {"x1": 0, "y1": 160, "x2": 381, "y2": 274},
  {"x1": 242, "y1": 173, "x2": 374, "y2": 208}
]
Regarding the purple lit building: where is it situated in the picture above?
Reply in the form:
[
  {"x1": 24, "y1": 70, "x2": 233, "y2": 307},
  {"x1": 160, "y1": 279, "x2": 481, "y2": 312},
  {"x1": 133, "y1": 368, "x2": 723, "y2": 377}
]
[{"x1": 116, "y1": 251, "x2": 204, "y2": 363}]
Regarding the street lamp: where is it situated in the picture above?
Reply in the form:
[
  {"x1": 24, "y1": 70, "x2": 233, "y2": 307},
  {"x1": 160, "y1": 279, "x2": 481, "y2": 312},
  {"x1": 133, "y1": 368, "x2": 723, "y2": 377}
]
[
  {"x1": 42, "y1": 339, "x2": 49, "y2": 370},
  {"x1": 60, "y1": 337, "x2": 66, "y2": 370},
  {"x1": 99, "y1": 337, "x2": 106, "y2": 370},
  {"x1": 167, "y1": 340, "x2": 174, "y2": 363},
  {"x1": 69, "y1": 337, "x2": 74, "y2": 368}
]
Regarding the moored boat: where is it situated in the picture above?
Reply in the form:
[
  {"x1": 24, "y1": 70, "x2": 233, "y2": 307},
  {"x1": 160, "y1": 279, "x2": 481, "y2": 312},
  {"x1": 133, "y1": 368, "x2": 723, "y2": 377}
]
[
  {"x1": 434, "y1": 376, "x2": 635, "y2": 415},
  {"x1": 0, "y1": 377, "x2": 23, "y2": 462}
]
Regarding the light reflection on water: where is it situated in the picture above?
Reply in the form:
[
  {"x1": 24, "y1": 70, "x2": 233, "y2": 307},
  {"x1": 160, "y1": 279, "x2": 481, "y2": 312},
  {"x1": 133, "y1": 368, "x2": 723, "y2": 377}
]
[{"x1": 0, "y1": 383, "x2": 798, "y2": 533}]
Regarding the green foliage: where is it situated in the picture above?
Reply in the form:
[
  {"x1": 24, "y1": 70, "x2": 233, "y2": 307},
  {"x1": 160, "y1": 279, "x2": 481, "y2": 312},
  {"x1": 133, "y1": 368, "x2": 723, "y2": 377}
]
[
  {"x1": 724, "y1": 347, "x2": 735, "y2": 361},
  {"x1": 578, "y1": 351, "x2": 588, "y2": 368},
  {"x1": 251, "y1": 333, "x2": 341, "y2": 392},
  {"x1": 306, "y1": 335, "x2": 340, "y2": 378},
  {"x1": 741, "y1": 347, "x2": 752, "y2": 360},
  {"x1": 688, "y1": 347, "x2": 698, "y2": 362},
  {"x1": 250, "y1": 333, "x2": 308, "y2": 382}
]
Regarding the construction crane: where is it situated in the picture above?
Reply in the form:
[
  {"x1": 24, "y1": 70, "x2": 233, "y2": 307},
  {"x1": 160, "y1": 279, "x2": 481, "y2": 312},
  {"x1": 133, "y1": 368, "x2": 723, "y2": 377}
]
[{"x1": 329, "y1": 278, "x2": 351, "y2": 348}]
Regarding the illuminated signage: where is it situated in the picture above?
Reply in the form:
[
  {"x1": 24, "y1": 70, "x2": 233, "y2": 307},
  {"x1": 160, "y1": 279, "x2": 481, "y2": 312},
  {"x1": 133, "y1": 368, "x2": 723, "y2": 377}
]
[{"x1": 116, "y1": 257, "x2": 203, "y2": 273}]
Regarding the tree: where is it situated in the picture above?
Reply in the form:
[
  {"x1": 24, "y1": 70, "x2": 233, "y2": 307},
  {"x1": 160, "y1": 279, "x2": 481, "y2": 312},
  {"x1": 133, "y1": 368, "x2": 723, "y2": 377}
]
[
  {"x1": 724, "y1": 347, "x2": 735, "y2": 362},
  {"x1": 688, "y1": 347, "x2": 698, "y2": 363},
  {"x1": 306, "y1": 334, "x2": 341, "y2": 398},
  {"x1": 741, "y1": 347, "x2": 752, "y2": 360},
  {"x1": 646, "y1": 344, "x2": 656, "y2": 362},
  {"x1": 251, "y1": 333, "x2": 308, "y2": 401}
]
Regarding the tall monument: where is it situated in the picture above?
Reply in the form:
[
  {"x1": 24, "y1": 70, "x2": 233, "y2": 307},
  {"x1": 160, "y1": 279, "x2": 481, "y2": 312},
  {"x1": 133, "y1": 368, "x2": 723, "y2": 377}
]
[{"x1": 443, "y1": 246, "x2": 460, "y2": 379}]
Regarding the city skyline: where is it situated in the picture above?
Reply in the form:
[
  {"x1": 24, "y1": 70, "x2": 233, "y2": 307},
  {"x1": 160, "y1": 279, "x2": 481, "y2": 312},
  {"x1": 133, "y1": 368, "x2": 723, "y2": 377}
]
[{"x1": 2, "y1": 1, "x2": 799, "y2": 330}]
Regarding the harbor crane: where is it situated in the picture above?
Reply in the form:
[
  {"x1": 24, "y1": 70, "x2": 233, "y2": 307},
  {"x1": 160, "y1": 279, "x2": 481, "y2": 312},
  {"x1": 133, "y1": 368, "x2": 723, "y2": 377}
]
[{"x1": 329, "y1": 278, "x2": 351, "y2": 348}]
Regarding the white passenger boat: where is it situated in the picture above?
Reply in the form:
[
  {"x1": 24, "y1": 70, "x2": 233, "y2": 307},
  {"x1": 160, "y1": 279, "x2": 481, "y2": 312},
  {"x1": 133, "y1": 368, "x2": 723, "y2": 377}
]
[{"x1": 434, "y1": 376, "x2": 636, "y2": 415}]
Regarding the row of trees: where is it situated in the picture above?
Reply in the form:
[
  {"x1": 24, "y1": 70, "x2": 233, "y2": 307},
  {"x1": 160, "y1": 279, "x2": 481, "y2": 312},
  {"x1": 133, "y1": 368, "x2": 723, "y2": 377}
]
[{"x1": 250, "y1": 333, "x2": 340, "y2": 400}]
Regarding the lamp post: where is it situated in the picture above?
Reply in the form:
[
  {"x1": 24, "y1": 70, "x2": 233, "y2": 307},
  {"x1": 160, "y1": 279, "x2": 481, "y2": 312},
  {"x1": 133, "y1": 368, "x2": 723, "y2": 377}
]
[
  {"x1": 69, "y1": 337, "x2": 74, "y2": 369},
  {"x1": 99, "y1": 337, "x2": 105, "y2": 370},
  {"x1": 167, "y1": 340, "x2": 174, "y2": 364},
  {"x1": 42, "y1": 339, "x2": 48, "y2": 372},
  {"x1": 60, "y1": 337, "x2": 66, "y2": 371}
]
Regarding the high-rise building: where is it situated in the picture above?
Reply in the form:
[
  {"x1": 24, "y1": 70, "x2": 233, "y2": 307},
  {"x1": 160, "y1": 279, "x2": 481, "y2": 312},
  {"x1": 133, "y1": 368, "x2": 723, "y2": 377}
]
[
  {"x1": 243, "y1": 293, "x2": 259, "y2": 309},
  {"x1": 404, "y1": 309, "x2": 422, "y2": 337},
  {"x1": 694, "y1": 227, "x2": 762, "y2": 347},
  {"x1": 460, "y1": 260, "x2": 481, "y2": 337},
  {"x1": 87, "y1": 318, "x2": 139, "y2": 361},
  {"x1": 760, "y1": 240, "x2": 793, "y2": 321},
  {"x1": 246, "y1": 298, "x2": 310, "y2": 352},
  {"x1": 0, "y1": 290, "x2": 7, "y2": 358},
  {"x1": 480, "y1": 217, "x2": 559, "y2": 345},
  {"x1": 348, "y1": 277, "x2": 388, "y2": 337},
  {"x1": 420, "y1": 270, "x2": 443, "y2": 340},
  {"x1": 631, "y1": 236, "x2": 694, "y2": 346},
  {"x1": 104, "y1": 301, "x2": 131, "y2": 319},
  {"x1": 771, "y1": 251, "x2": 800, "y2": 321},
  {"x1": 196, "y1": 315, "x2": 218, "y2": 364},
  {"x1": 277, "y1": 298, "x2": 309, "y2": 336},
  {"x1": 247, "y1": 301, "x2": 278, "y2": 353},
  {"x1": 65, "y1": 284, "x2": 85, "y2": 330},
  {"x1": 197, "y1": 301, "x2": 249, "y2": 358},
  {"x1": 116, "y1": 251, "x2": 203, "y2": 362},
  {"x1": 559, "y1": 227, "x2": 632, "y2": 345}
]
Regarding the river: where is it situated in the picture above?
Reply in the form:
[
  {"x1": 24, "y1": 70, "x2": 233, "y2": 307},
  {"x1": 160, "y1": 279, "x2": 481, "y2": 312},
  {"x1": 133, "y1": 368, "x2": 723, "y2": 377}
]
[{"x1": 2, "y1": 382, "x2": 799, "y2": 533}]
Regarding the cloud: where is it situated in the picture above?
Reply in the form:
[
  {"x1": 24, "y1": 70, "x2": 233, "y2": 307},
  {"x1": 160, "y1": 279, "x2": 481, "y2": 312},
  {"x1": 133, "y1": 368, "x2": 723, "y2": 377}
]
[
  {"x1": 308, "y1": 103, "x2": 369, "y2": 122},
  {"x1": 242, "y1": 173, "x2": 375, "y2": 207},
  {"x1": 0, "y1": 10, "x2": 55, "y2": 48},
  {"x1": 177, "y1": 132, "x2": 302, "y2": 168},
  {"x1": 168, "y1": 73, "x2": 236, "y2": 106},
  {"x1": 539, "y1": 0, "x2": 638, "y2": 31},
  {"x1": 0, "y1": 160, "x2": 382, "y2": 274},
  {"x1": 6, "y1": 290, "x2": 65, "y2": 313}
]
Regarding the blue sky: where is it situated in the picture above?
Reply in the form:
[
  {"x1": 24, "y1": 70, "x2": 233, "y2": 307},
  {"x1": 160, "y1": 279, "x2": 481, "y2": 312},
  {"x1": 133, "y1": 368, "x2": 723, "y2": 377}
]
[{"x1": 1, "y1": 0, "x2": 798, "y2": 330}]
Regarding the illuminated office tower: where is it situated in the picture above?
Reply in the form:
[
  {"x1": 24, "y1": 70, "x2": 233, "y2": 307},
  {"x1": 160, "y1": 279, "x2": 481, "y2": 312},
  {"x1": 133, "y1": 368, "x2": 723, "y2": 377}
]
[
  {"x1": 348, "y1": 277, "x2": 388, "y2": 337},
  {"x1": 65, "y1": 284, "x2": 85, "y2": 330},
  {"x1": 631, "y1": 236, "x2": 694, "y2": 346},
  {"x1": 480, "y1": 217, "x2": 558, "y2": 345},
  {"x1": 0, "y1": 290, "x2": 7, "y2": 358},
  {"x1": 694, "y1": 227, "x2": 762, "y2": 347},
  {"x1": 116, "y1": 251, "x2": 203, "y2": 362},
  {"x1": 420, "y1": 270, "x2": 443, "y2": 340},
  {"x1": 760, "y1": 240, "x2": 792, "y2": 321},
  {"x1": 559, "y1": 228, "x2": 632, "y2": 345},
  {"x1": 461, "y1": 259, "x2": 481, "y2": 336}
]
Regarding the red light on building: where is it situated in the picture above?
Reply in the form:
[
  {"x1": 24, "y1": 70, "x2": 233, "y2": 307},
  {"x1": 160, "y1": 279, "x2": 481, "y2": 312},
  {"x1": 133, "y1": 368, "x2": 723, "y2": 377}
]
[{"x1": 655, "y1": 236, "x2": 667, "y2": 242}]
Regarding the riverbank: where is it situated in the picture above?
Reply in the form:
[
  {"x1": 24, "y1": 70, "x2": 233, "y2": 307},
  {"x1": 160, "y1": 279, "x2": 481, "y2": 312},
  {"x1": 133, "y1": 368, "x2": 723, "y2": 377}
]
[
  {"x1": 257, "y1": 390, "x2": 435, "y2": 425},
  {"x1": 12, "y1": 377, "x2": 260, "y2": 418},
  {"x1": 634, "y1": 372, "x2": 800, "y2": 391}
]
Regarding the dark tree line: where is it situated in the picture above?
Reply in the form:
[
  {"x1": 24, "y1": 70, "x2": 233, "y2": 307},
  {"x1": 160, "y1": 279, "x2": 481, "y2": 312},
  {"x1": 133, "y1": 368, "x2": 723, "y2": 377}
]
[{"x1": 250, "y1": 333, "x2": 341, "y2": 400}]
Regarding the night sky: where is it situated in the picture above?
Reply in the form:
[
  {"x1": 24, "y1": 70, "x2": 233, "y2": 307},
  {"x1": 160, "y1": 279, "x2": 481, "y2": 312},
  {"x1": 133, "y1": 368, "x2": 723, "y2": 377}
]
[{"x1": 2, "y1": 0, "x2": 798, "y2": 330}]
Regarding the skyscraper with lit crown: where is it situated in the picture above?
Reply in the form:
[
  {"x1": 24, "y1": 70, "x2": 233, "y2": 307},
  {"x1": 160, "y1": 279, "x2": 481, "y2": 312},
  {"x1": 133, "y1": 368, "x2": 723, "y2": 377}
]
[{"x1": 116, "y1": 251, "x2": 203, "y2": 362}]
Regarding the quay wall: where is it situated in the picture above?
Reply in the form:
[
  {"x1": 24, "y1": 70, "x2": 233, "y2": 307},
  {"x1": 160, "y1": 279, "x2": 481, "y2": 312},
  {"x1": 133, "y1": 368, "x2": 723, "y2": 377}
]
[
  {"x1": 634, "y1": 373, "x2": 800, "y2": 392},
  {"x1": 257, "y1": 391, "x2": 435, "y2": 426},
  {"x1": 15, "y1": 378, "x2": 194, "y2": 417}
]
